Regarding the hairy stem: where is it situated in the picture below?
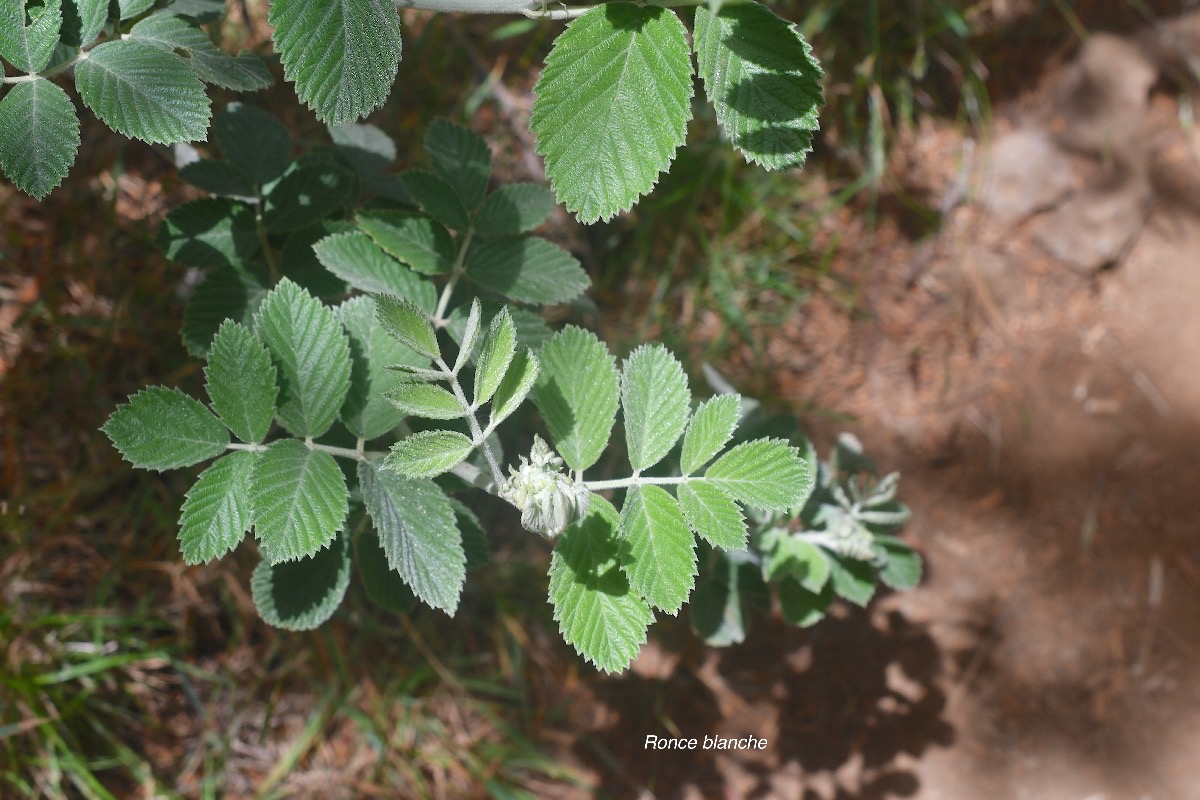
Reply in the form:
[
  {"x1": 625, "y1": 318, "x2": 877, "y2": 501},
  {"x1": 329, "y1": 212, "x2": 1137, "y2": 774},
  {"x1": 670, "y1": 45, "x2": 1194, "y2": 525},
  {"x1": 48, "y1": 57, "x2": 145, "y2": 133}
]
[
  {"x1": 254, "y1": 187, "x2": 280, "y2": 282},
  {"x1": 437, "y1": 355, "x2": 505, "y2": 487},
  {"x1": 584, "y1": 475, "x2": 690, "y2": 490},
  {"x1": 432, "y1": 229, "x2": 474, "y2": 327}
]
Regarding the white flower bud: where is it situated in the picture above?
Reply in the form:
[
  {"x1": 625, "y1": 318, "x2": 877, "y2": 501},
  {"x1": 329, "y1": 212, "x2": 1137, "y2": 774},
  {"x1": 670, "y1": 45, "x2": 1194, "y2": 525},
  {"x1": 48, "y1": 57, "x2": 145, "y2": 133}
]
[{"x1": 500, "y1": 436, "x2": 591, "y2": 539}]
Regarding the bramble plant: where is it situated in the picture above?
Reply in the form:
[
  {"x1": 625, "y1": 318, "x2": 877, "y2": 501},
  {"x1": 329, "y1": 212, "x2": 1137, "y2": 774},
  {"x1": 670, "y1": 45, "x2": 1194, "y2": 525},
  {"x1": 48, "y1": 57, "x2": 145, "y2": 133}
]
[{"x1": 102, "y1": 109, "x2": 920, "y2": 672}]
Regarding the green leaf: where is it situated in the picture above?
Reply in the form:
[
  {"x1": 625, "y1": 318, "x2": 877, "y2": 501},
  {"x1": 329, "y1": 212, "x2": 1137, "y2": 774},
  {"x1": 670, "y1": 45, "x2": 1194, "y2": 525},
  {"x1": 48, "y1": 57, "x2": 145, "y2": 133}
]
[
  {"x1": 314, "y1": 231, "x2": 420, "y2": 296},
  {"x1": 280, "y1": 222, "x2": 353, "y2": 298},
  {"x1": 680, "y1": 394, "x2": 740, "y2": 475},
  {"x1": 778, "y1": 578, "x2": 832, "y2": 627},
  {"x1": 533, "y1": 326, "x2": 618, "y2": 472},
  {"x1": 0, "y1": 79, "x2": 80, "y2": 200},
  {"x1": 162, "y1": 0, "x2": 223, "y2": 21},
  {"x1": 356, "y1": 210, "x2": 455, "y2": 276},
  {"x1": 335, "y1": 296, "x2": 426, "y2": 440},
  {"x1": 874, "y1": 535, "x2": 922, "y2": 591},
  {"x1": 489, "y1": 347, "x2": 538, "y2": 429},
  {"x1": 828, "y1": 553, "x2": 876, "y2": 606},
  {"x1": 178, "y1": 159, "x2": 256, "y2": 198},
  {"x1": 178, "y1": 451, "x2": 257, "y2": 564},
  {"x1": 263, "y1": 160, "x2": 355, "y2": 233},
  {"x1": 157, "y1": 197, "x2": 259, "y2": 270},
  {"x1": 677, "y1": 482, "x2": 746, "y2": 550},
  {"x1": 705, "y1": 438, "x2": 811, "y2": 512},
  {"x1": 622, "y1": 345, "x2": 690, "y2": 471},
  {"x1": 474, "y1": 307, "x2": 516, "y2": 408},
  {"x1": 424, "y1": 119, "x2": 490, "y2": 210},
  {"x1": 204, "y1": 320, "x2": 277, "y2": 444},
  {"x1": 254, "y1": 279, "x2": 352, "y2": 438},
  {"x1": 693, "y1": 2, "x2": 823, "y2": 170},
  {"x1": 531, "y1": 3, "x2": 693, "y2": 223},
  {"x1": 214, "y1": 103, "x2": 291, "y2": 185},
  {"x1": 449, "y1": 498, "x2": 488, "y2": 569},
  {"x1": 385, "y1": 383, "x2": 462, "y2": 420},
  {"x1": 118, "y1": 0, "x2": 153, "y2": 19},
  {"x1": 385, "y1": 430, "x2": 473, "y2": 479},
  {"x1": 472, "y1": 183, "x2": 555, "y2": 236},
  {"x1": 466, "y1": 235, "x2": 588, "y2": 306},
  {"x1": 103, "y1": 386, "x2": 228, "y2": 472},
  {"x1": 249, "y1": 439, "x2": 349, "y2": 564},
  {"x1": 0, "y1": 0, "x2": 63, "y2": 72},
  {"x1": 399, "y1": 169, "x2": 471, "y2": 231},
  {"x1": 690, "y1": 552, "x2": 766, "y2": 646},
  {"x1": 453, "y1": 299, "x2": 482, "y2": 375},
  {"x1": 129, "y1": 12, "x2": 270, "y2": 91},
  {"x1": 75, "y1": 39, "x2": 210, "y2": 144},
  {"x1": 61, "y1": 0, "x2": 108, "y2": 48},
  {"x1": 355, "y1": 532, "x2": 417, "y2": 614},
  {"x1": 251, "y1": 531, "x2": 352, "y2": 630},
  {"x1": 359, "y1": 460, "x2": 464, "y2": 614},
  {"x1": 182, "y1": 264, "x2": 269, "y2": 358},
  {"x1": 330, "y1": 121, "x2": 396, "y2": 174},
  {"x1": 764, "y1": 532, "x2": 830, "y2": 593},
  {"x1": 269, "y1": 0, "x2": 401, "y2": 126},
  {"x1": 374, "y1": 293, "x2": 438, "y2": 360},
  {"x1": 549, "y1": 496, "x2": 652, "y2": 673},
  {"x1": 618, "y1": 485, "x2": 696, "y2": 615}
]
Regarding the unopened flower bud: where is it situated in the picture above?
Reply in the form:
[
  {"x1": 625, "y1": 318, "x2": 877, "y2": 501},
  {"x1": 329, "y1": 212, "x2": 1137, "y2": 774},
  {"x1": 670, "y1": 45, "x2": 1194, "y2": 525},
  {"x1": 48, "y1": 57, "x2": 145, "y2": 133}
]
[{"x1": 500, "y1": 436, "x2": 591, "y2": 539}]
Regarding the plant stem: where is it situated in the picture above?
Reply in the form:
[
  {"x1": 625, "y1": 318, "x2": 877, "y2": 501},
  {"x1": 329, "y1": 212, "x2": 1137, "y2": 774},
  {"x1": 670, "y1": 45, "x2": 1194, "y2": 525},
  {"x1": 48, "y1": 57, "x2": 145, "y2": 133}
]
[
  {"x1": 432, "y1": 230, "x2": 474, "y2": 327},
  {"x1": 584, "y1": 475, "x2": 691, "y2": 490},
  {"x1": 254, "y1": 187, "x2": 280, "y2": 282},
  {"x1": 437, "y1": 355, "x2": 505, "y2": 487},
  {"x1": 1, "y1": 49, "x2": 89, "y2": 84}
]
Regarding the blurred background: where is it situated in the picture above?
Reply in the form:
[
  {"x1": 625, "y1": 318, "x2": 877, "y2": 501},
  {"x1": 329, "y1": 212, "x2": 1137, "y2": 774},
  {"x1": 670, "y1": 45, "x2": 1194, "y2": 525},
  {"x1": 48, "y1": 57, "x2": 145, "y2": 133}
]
[{"x1": 4, "y1": 0, "x2": 1200, "y2": 797}]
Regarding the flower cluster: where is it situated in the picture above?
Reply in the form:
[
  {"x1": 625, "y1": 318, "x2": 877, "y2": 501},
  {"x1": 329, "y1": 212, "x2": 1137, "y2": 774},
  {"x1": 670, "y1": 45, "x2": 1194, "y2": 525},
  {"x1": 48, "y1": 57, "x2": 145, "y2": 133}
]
[{"x1": 500, "y1": 436, "x2": 591, "y2": 539}]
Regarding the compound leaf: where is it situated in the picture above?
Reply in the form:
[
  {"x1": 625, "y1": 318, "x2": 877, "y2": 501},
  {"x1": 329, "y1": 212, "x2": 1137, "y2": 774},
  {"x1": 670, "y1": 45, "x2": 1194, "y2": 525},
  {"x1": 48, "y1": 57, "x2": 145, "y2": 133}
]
[
  {"x1": 465, "y1": 235, "x2": 588, "y2": 306},
  {"x1": 453, "y1": 299, "x2": 482, "y2": 375},
  {"x1": 778, "y1": 578, "x2": 832, "y2": 627},
  {"x1": 336, "y1": 295, "x2": 426, "y2": 440},
  {"x1": 104, "y1": 386, "x2": 228, "y2": 472},
  {"x1": 373, "y1": 293, "x2": 438, "y2": 360},
  {"x1": 314, "y1": 231, "x2": 420, "y2": 296},
  {"x1": 399, "y1": 169, "x2": 471, "y2": 231},
  {"x1": 157, "y1": 197, "x2": 259, "y2": 270},
  {"x1": 263, "y1": 160, "x2": 355, "y2": 233},
  {"x1": 0, "y1": 79, "x2": 79, "y2": 200},
  {"x1": 330, "y1": 121, "x2": 396, "y2": 174},
  {"x1": 0, "y1": 0, "x2": 63, "y2": 72},
  {"x1": 130, "y1": 12, "x2": 270, "y2": 91},
  {"x1": 254, "y1": 278, "x2": 352, "y2": 438},
  {"x1": 691, "y1": 551, "x2": 766, "y2": 646},
  {"x1": 75, "y1": 39, "x2": 210, "y2": 144},
  {"x1": 680, "y1": 394, "x2": 740, "y2": 475},
  {"x1": 474, "y1": 307, "x2": 515, "y2": 408},
  {"x1": 385, "y1": 383, "x2": 462, "y2": 420},
  {"x1": 355, "y1": 533, "x2": 418, "y2": 614},
  {"x1": 677, "y1": 481, "x2": 746, "y2": 550},
  {"x1": 61, "y1": 0, "x2": 108, "y2": 48},
  {"x1": 214, "y1": 103, "x2": 291, "y2": 184},
  {"x1": 251, "y1": 531, "x2": 351, "y2": 630},
  {"x1": 705, "y1": 438, "x2": 811, "y2": 512},
  {"x1": 204, "y1": 320, "x2": 278, "y2": 443},
  {"x1": 875, "y1": 535, "x2": 922, "y2": 591},
  {"x1": 178, "y1": 451, "x2": 258, "y2": 564},
  {"x1": 549, "y1": 496, "x2": 651, "y2": 673},
  {"x1": 622, "y1": 345, "x2": 690, "y2": 471},
  {"x1": 179, "y1": 159, "x2": 256, "y2": 198},
  {"x1": 249, "y1": 438, "x2": 349, "y2": 564},
  {"x1": 693, "y1": 2, "x2": 823, "y2": 169},
  {"x1": 385, "y1": 430, "x2": 473, "y2": 478},
  {"x1": 828, "y1": 553, "x2": 876, "y2": 606},
  {"x1": 182, "y1": 264, "x2": 269, "y2": 358},
  {"x1": 359, "y1": 459, "x2": 464, "y2": 614},
  {"x1": 489, "y1": 347, "x2": 538, "y2": 429},
  {"x1": 531, "y1": 3, "x2": 693, "y2": 222},
  {"x1": 533, "y1": 326, "x2": 618, "y2": 472},
  {"x1": 618, "y1": 484, "x2": 696, "y2": 615},
  {"x1": 424, "y1": 119, "x2": 490, "y2": 210},
  {"x1": 472, "y1": 183, "x2": 555, "y2": 236},
  {"x1": 356, "y1": 210, "x2": 455, "y2": 276},
  {"x1": 269, "y1": 0, "x2": 401, "y2": 126},
  {"x1": 764, "y1": 531, "x2": 830, "y2": 593}
]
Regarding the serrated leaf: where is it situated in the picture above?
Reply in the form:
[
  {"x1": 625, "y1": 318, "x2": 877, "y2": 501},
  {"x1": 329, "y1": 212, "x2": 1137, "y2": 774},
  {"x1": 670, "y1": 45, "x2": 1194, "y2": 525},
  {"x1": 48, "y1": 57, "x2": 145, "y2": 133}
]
[
  {"x1": 622, "y1": 345, "x2": 690, "y2": 471},
  {"x1": 549, "y1": 495, "x2": 651, "y2": 673},
  {"x1": 465, "y1": 235, "x2": 588, "y2": 306},
  {"x1": 690, "y1": 551, "x2": 765, "y2": 646},
  {"x1": 336, "y1": 296, "x2": 426, "y2": 440},
  {"x1": 355, "y1": 532, "x2": 418, "y2": 613},
  {"x1": 778, "y1": 578, "x2": 832, "y2": 627},
  {"x1": 385, "y1": 430, "x2": 473, "y2": 478},
  {"x1": 75, "y1": 39, "x2": 210, "y2": 144},
  {"x1": 254, "y1": 279, "x2": 352, "y2": 438},
  {"x1": 203, "y1": 320, "x2": 277, "y2": 443},
  {"x1": 489, "y1": 347, "x2": 538, "y2": 429},
  {"x1": 385, "y1": 383, "x2": 462, "y2": 420},
  {"x1": 705, "y1": 438, "x2": 811, "y2": 512},
  {"x1": 399, "y1": 169, "x2": 470, "y2": 231},
  {"x1": 359, "y1": 460, "x2": 464, "y2": 614},
  {"x1": 765, "y1": 533, "x2": 830, "y2": 593},
  {"x1": 472, "y1": 183, "x2": 555, "y2": 236},
  {"x1": 249, "y1": 439, "x2": 348, "y2": 563},
  {"x1": 182, "y1": 264, "x2": 269, "y2": 358},
  {"x1": 0, "y1": 0, "x2": 63, "y2": 72},
  {"x1": 474, "y1": 307, "x2": 515, "y2": 408},
  {"x1": 130, "y1": 12, "x2": 270, "y2": 91},
  {"x1": 103, "y1": 386, "x2": 228, "y2": 471},
  {"x1": 453, "y1": 299, "x2": 482, "y2": 375},
  {"x1": 178, "y1": 451, "x2": 257, "y2": 564},
  {"x1": 60, "y1": 0, "x2": 108, "y2": 48},
  {"x1": 874, "y1": 535, "x2": 922, "y2": 590},
  {"x1": 677, "y1": 481, "x2": 746, "y2": 550},
  {"x1": 251, "y1": 531, "x2": 351, "y2": 630},
  {"x1": 330, "y1": 121, "x2": 396, "y2": 174},
  {"x1": 0, "y1": 79, "x2": 80, "y2": 200},
  {"x1": 269, "y1": 0, "x2": 400, "y2": 126},
  {"x1": 162, "y1": 0, "x2": 223, "y2": 21},
  {"x1": 263, "y1": 160, "x2": 355, "y2": 233},
  {"x1": 279, "y1": 222, "x2": 352, "y2": 298},
  {"x1": 618, "y1": 484, "x2": 696, "y2": 615},
  {"x1": 314, "y1": 231, "x2": 425, "y2": 297},
  {"x1": 374, "y1": 293, "x2": 438, "y2": 360},
  {"x1": 449, "y1": 498, "x2": 488, "y2": 569},
  {"x1": 531, "y1": 3, "x2": 693, "y2": 223},
  {"x1": 179, "y1": 158, "x2": 256, "y2": 198},
  {"x1": 693, "y1": 3, "x2": 823, "y2": 170},
  {"x1": 119, "y1": 0, "x2": 153, "y2": 19},
  {"x1": 214, "y1": 103, "x2": 291, "y2": 185},
  {"x1": 680, "y1": 394, "x2": 740, "y2": 475},
  {"x1": 828, "y1": 553, "x2": 876, "y2": 606},
  {"x1": 356, "y1": 210, "x2": 455, "y2": 276},
  {"x1": 533, "y1": 326, "x2": 618, "y2": 472},
  {"x1": 157, "y1": 197, "x2": 260, "y2": 270},
  {"x1": 424, "y1": 118, "x2": 490, "y2": 209}
]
